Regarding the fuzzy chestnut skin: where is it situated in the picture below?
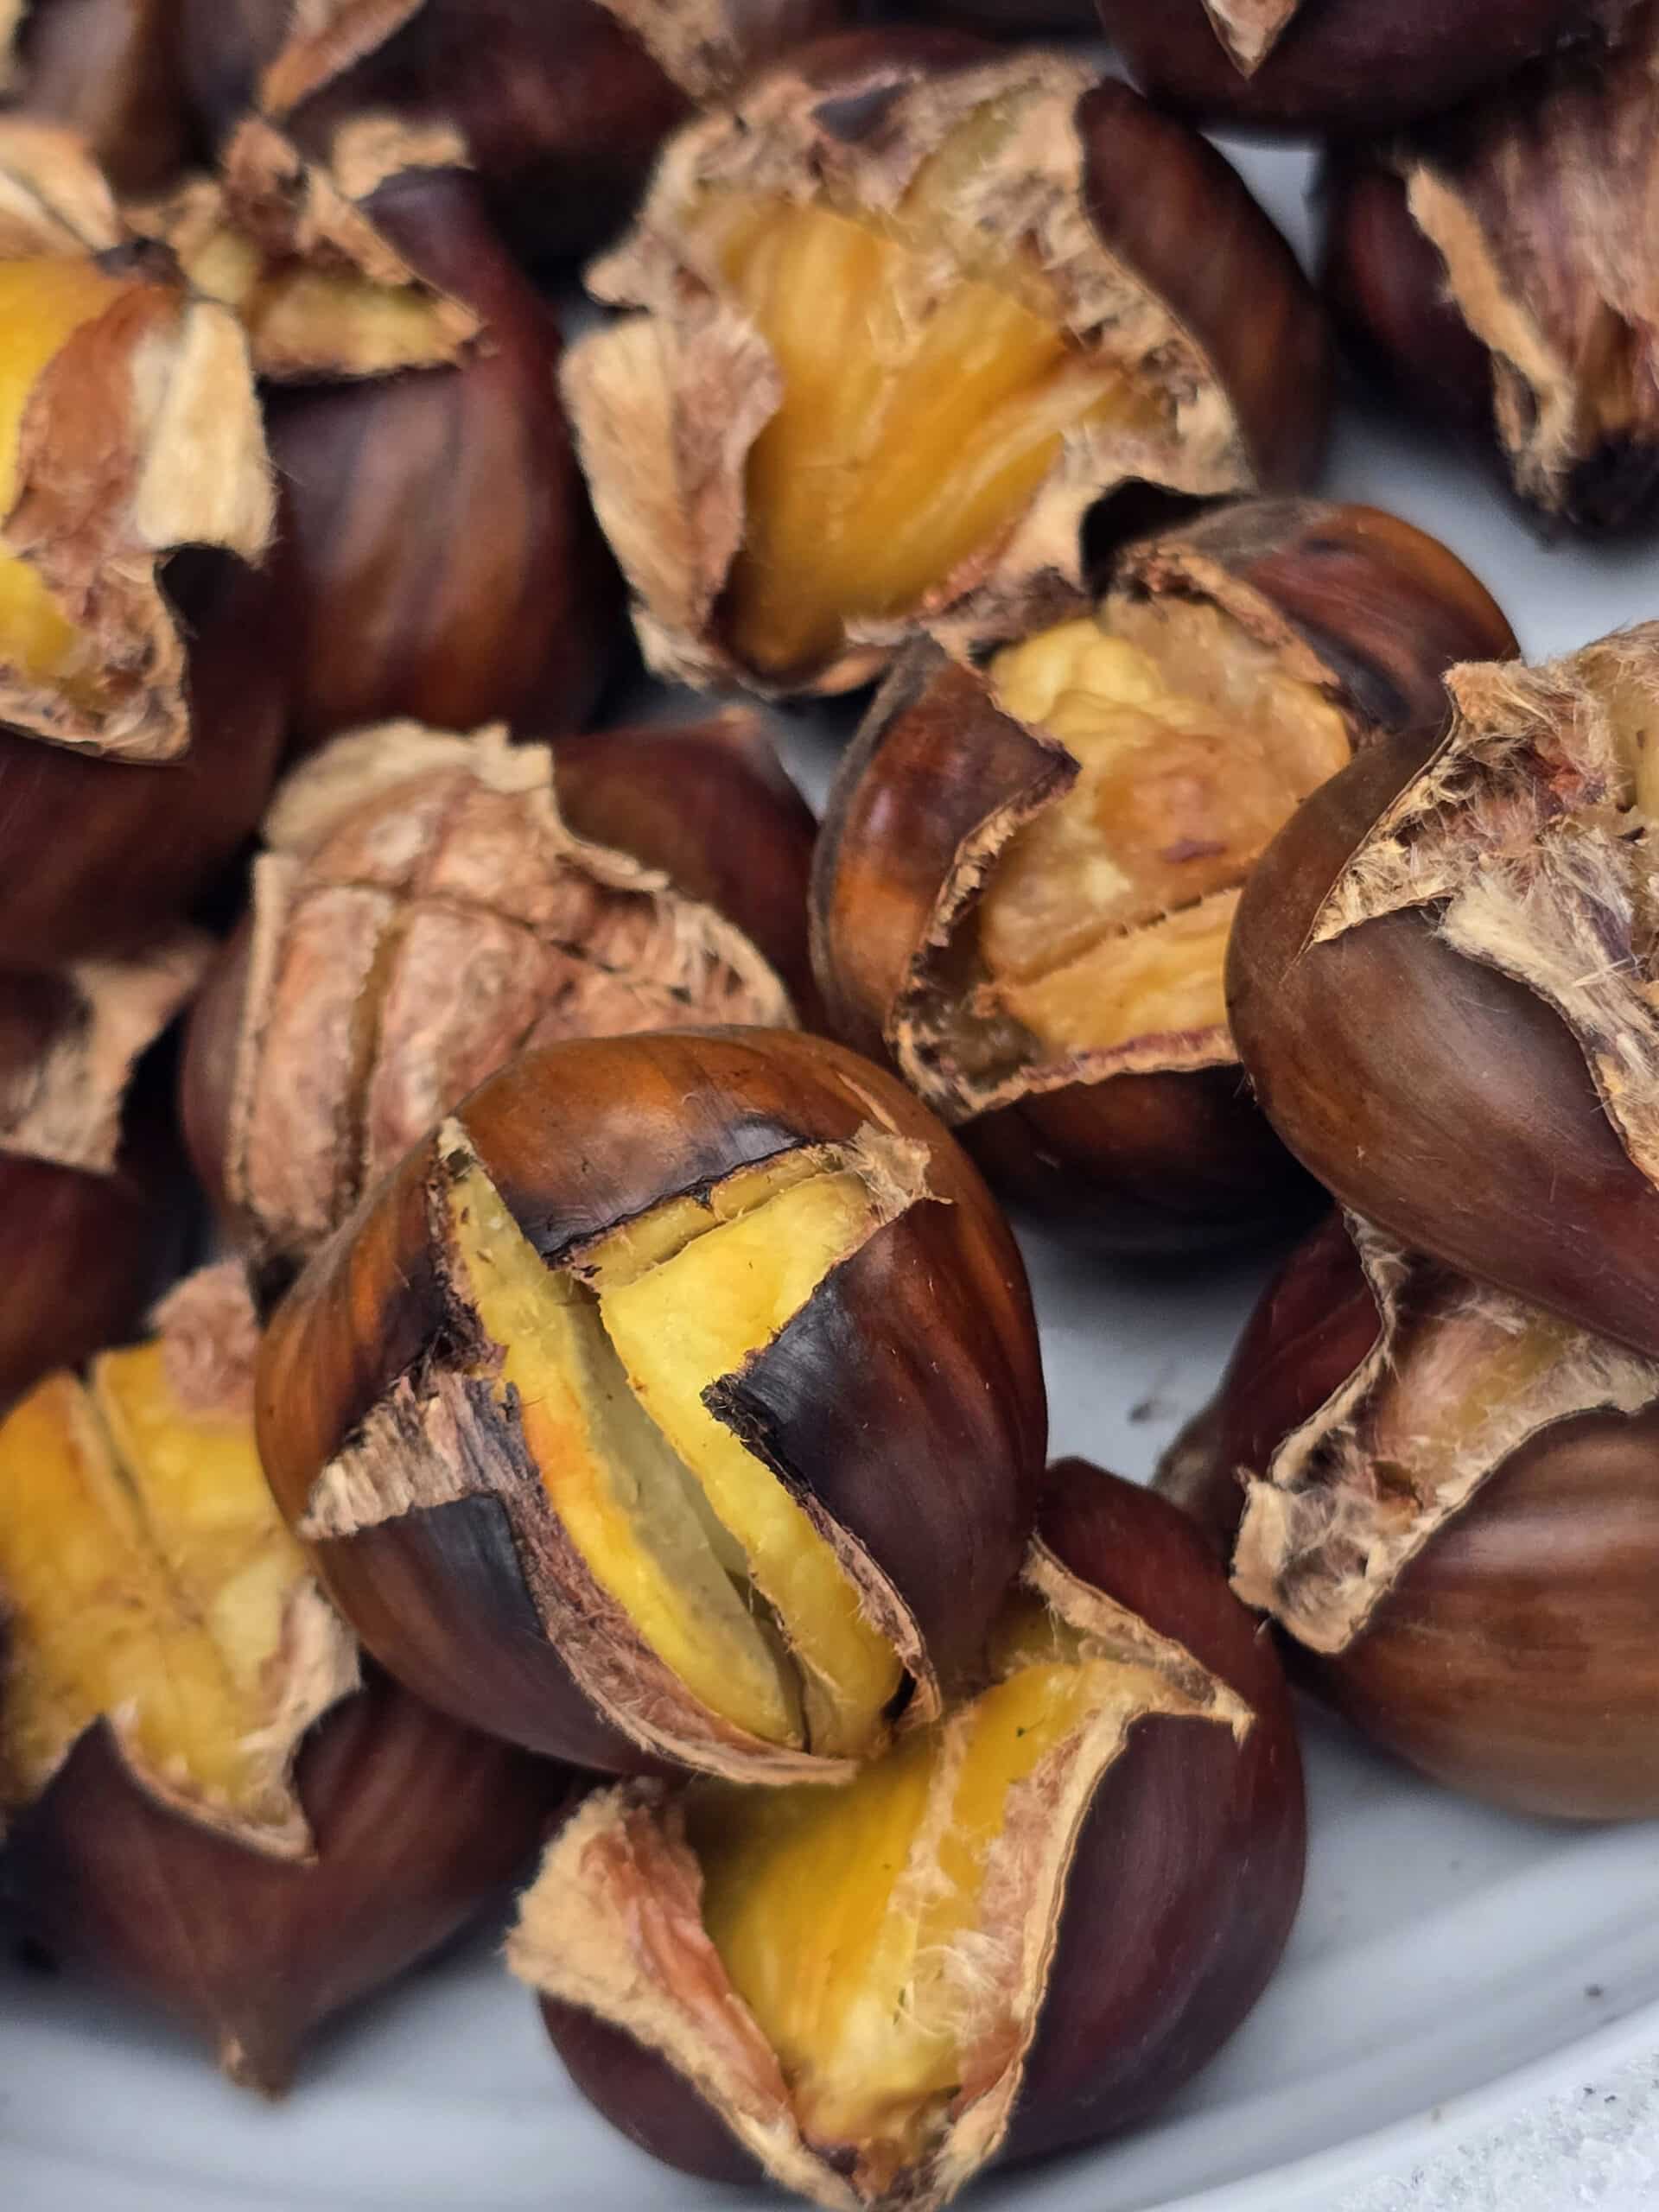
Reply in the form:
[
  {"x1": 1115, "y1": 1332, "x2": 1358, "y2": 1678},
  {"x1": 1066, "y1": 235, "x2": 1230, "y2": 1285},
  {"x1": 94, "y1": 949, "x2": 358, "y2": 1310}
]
[
  {"x1": 811, "y1": 502, "x2": 1516, "y2": 1251},
  {"x1": 256, "y1": 1028, "x2": 1046, "y2": 1772},
  {"x1": 537, "y1": 1465, "x2": 1305, "y2": 2193},
  {"x1": 1227, "y1": 731, "x2": 1659, "y2": 1360},
  {"x1": 180, "y1": 0, "x2": 844, "y2": 262},
  {"x1": 1165, "y1": 1220, "x2": 1659, "y2": 1820},
  {"x1": 0, "y1": 554, "x2": 287, "y2": 969},
  {"x1": 1094, "y1": 0, "x2": 1634, "y2": 134},
  {"x1": 265, "y1": 164, "x2": 619, "y2": 755},
  {"x1": 8, "y1": 1672, "x2": 563, "y2": 2094}
]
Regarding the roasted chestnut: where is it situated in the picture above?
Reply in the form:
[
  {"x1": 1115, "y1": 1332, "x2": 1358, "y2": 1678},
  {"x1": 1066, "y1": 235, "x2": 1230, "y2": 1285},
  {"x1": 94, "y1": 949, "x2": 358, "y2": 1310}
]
[
  {"x1": 512, "y1": 1463, "x2": 1304, "y2": 2209},
  {"x1": 0, "y1": 1262, "x2": 562, "y2": 2091},
  {"x1": 179, "y1": 0, "x2": 845, "y2": 263},
  {"x1": 255, "y1": 1028, "x2": 1046, "y2": 1780},
  {"x1": 1093, "y1": 0, "x2": 1637, "y2": 134},
  {"x1": 811, "y1": 500, "x2": 1516, "y2": 1249},
  {"x1": 137, "y1": 120, "x2": 620, "y2": 752},
  {"x1": 1161, "y1": 1213, "x2": 1659, "y2": 1821},
  {"x1": 0, "y1": 938, "x2": 200, "y2": 1408},
  {"x1": 564, "y1": 34, "x2": 1331, "y2": 700},
  {"x1": 1228, "y1": 625, "x2": 1659, "y2": 1358},
  {"x1": 2, "y1": 0, "x2": 188, "y2": 194},
  {"x1": 1321, "y1": 10, "x2": 1659, "y2": 534},
  {"x1": 181, "y1": 718, "x2": 810, "y2": 1296}
]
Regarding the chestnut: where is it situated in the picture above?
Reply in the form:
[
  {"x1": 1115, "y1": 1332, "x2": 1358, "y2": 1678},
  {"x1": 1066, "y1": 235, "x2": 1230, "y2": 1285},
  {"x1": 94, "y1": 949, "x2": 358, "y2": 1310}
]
[
  {"x1": 1161, "y1": 1213, "x2": 1659, "y2": 1821},
  {"x1": 564, "y1": 35, "x2": 1332, "y2": 700},
  {"x1": 255, "y1": 1027, "x2": 1046, "y2": 1780},
  {"x1": 511, "y1": 1464, "x2": 1305, "y2": 2209},
  {"x1": 1092, "y1": 0, "x2": 1636, "y2": 134},
  {"x1": 810, "y1": 499, "x2": 1516, "y2": 1250},
  {"x1": 0, "y1": 938, "x2": 201, "y2": 1408},
  {"x1": 181, "y1": 718, "x2": 810, "y2": 1298},
  {"x1": 0, "y1": 1262, "x2": 561, "y2": 2088},
  {"x1": 1228, "y1": 624, "x2": 1659, "y2": 1359},
  {"x1": 1320, "y1": 16, "x2": 1659, "y2": 534},
  {"x1": 140, "y1": 119, "x2": 620, "y2": 752},
  {"x1": 178, "y1": 0, "x2": 845, "y2": 264},
  {"x1": 2, "y1": 0, "x2": 188, "y2": 197}
]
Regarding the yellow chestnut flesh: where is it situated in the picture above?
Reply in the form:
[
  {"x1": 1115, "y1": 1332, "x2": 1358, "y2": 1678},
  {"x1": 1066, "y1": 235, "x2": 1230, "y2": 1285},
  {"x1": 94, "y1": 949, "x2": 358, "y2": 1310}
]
[{"x1": 448, "y1": 1149, "x2": 905, "y2": 1758}]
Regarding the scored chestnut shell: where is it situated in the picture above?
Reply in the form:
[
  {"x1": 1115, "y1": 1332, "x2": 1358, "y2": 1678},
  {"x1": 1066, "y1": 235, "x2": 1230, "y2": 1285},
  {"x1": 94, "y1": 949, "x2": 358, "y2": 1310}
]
[
  {"x1": 256, "y1": 1028, "x2": 1046, "y2": 1782},
  {"x1": 565, "y1": 34, "x2": 1331, "y2": 700},
  {"x1": 181, "y1": 717, "x2": 810, "y2": 1300},
  {"x1": 178, "y1": 0, "x2": 847, "y2": 262},
  {"x1": 1160, "y1": 1212, "x2": 1659, "y2": 1821},
  {"x1": 512, "y1": 1464, "x2": 1304, "y2": 2211},
  {"x1": 1228, "y1": 624, "x2": 1659, "y2": 1359},
  {"x1": 0, "y1": 940, "x2": 201, "y2": 1410},
  {"x1": 1092, "y1": 0, "x2": 1637, "y2": 134},
  {"x1": 1320, "y1": 13, "x2": 1659, "y2": 535},
  {"x1": 810, "y1": 499, "x2": 1516, "y2": 1250},
  {"x1": 2, "y1": 0, "x2": 188, "y2": 194}
]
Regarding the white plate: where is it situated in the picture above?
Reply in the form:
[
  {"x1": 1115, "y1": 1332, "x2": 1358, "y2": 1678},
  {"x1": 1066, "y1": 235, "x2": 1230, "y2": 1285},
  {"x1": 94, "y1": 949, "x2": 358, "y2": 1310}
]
[{"x1": 6, "y1": 130, "x2": 1659, "y2": 2212}]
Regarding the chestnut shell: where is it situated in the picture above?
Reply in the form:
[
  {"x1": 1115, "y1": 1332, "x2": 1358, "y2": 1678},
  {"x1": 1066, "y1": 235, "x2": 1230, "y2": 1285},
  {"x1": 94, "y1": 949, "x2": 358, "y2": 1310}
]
[
  {"x1": 539, "y1": 1465, "x2": 1306, "y2": 2186},
  {"x1": 255, "y1": 1028, "x2": 1047, "y2": 1770}
]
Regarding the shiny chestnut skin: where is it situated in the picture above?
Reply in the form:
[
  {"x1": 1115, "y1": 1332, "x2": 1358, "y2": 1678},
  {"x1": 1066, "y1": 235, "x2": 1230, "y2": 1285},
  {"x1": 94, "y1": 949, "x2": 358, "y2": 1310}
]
[
  {"x1": 1163, "y1": 1217, "x2": 1659, "y2": 1821},
  {"x1": 265, "y1": 164, "x2": 619, "y2": 754},
  {"x1": 0, "y1": 554, "x2": 287, "y2": 968},
  {"x1": 255, "y1": 1028, "x2": 1046, "y2": 1774},
  {"x1": 1227, "y1": 728, "x2": 1659, "y2": 1361},
  {"x1": 537, "y1": 1465, "x2": 1306, "y2": 2196},
  {"x1": 1093, "y1": 0, "x2": 1636, "y2": 134},
  {"x1": 8, "y1": 1673, "x2": 563, "y2": 2094},
  {"x1": 811, "y1": 501, "x2": 1516, "y2": 1252},
  {"x1": 181, "y1": 0, "x2": 844, "y2": 262}
]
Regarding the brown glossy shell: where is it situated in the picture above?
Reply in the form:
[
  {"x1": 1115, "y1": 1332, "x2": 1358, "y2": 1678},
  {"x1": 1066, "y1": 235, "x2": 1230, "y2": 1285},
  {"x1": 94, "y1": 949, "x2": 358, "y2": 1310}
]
[{"x1": 256, "y1": 1027, "x2": 1046, "y2": 1771}]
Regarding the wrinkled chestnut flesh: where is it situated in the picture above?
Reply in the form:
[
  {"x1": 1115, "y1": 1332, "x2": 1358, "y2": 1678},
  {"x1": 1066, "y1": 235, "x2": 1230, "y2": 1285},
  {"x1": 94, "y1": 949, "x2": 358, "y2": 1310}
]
[
  {"x1": 947, "y1": 597, "x2": 1349, "y2": 1094},
  {"x1": 0, "y1": 1276, "x2": 354, "y2": 1852},
  {"x1": 695, "y1": 98, "x2": 1155, "y2": 686},
  {"x1": 513, "y1": 1573, "x2": 1247, "y2": 2209}
]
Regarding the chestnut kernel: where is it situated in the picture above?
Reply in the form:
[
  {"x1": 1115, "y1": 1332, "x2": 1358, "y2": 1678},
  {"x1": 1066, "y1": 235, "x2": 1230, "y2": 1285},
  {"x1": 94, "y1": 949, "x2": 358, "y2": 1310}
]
[
  {"x1": 1166, "y1": 1213, "x2": 1659, "y2": 1821},
  {"x1": 1228, "y1": 624, "x2": 1659, "y2": 1357},
  {"x1": 564, "y1": 37, "x2": 1331, "y2": 699},
  {"x1": 512, "y1": 1465, "x2": 1304, "y2": 2210},
  {"x1": 181, "y1": 718, "x2": 806, "y2": 1294},
  {"x1": 1320, "y1": 15, "x2": 1659, "y2": 534},
  {"x1": 256, "y1": 1028, "x2": 1046, "y2": 1779},
  {"x1": 1093, "y1": 0, "x2": 1637, "y2": 134},
  {"x1": 811, "y1": 499, "x2": 1515, "y2": 1249}
]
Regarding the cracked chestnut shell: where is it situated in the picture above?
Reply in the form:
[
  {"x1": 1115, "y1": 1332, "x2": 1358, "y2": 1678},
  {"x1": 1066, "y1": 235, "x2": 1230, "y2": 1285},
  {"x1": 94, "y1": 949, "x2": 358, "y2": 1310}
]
[
  {"x1": 256, "y1": 1027, "x2": 1046, "y2": 1782},
  {"x1": 1160, "y1": 1213, "x2": 1659, "y2": 1821},
  {"x1": 180, "y1": 0, "x2": 845, "y2": 263},
  {"x1": 1228, "y1": 624, "x2": 1659, "y2": 1359},
  {"x1": 2, "y1": 0, "x2": 188, "y2": 194},
  {"x1": 180, "y1": 715, "x2": 812, "y2": 1301},
  {"x1": 512, "y1": 1463, "x2": 1304, "y2": 2211},
  {"x1": 810, "y1": 499, "x2": 1516, "y2": 1250},
  {"x1": 1320, "y1": 14, "x2": 1659, "y2": 534},
  {"x1": 565, "y1": 33, "x2": 1330, "y2": 700},
  {"x1": 1093, "y1": 0, "x2": 1636, "y2": 134}
]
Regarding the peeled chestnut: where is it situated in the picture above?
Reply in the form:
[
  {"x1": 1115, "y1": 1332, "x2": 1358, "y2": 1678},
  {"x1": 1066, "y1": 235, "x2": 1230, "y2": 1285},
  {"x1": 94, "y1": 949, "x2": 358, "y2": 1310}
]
[
  {"x1": 2, "y1": 0, "x2": 188, "y2": 194},
  {"x1": 256, "y1": 1028, "x2": 1046, "y2": 1780},
  {"x1": 1093, "y1": 0, "x2": 1636, "y2": 133},
  {"x1": 181, "y1": 718, "x2": 810, "y2": 1297},
  {"x1": 564, "y1": 34, "x2": 1331, "y2": 700},
  {"x1": 811, "y1": 500, "x2": 1516, "y2": 1249},
  {"x1": 1321, "y1": 13, "x2": 1659, "y2": 534},
  {"x1": 179, "y1": 0, "x2": 845, "y2": 263},
  {"x1": 0, "y1": 1263, "x2": 561, "y2": 2090},
  {"x1": 1161, "y1": 1213, "x2": 1659, "y2": 1821},
  {"x1": 1229, "y1": 624, "x2": 1659, "y2": 1359},
  {"x1": 0, "y1": 938, "x2": 200, "y2": 1408},
  {"x1": 138, "y1": 120, "x2": 619, "y2": 752},
  {"x1": 512, "y1": 1464, "x2": 1304, "y2": 2210}
]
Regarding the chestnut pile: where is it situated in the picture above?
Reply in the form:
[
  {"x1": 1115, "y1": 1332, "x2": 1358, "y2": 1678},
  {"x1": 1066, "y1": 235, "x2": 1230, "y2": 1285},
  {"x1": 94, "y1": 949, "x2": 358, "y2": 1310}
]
[{"x1": 0, "y1": 4, "x2": 1656, "y2": 2209}]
